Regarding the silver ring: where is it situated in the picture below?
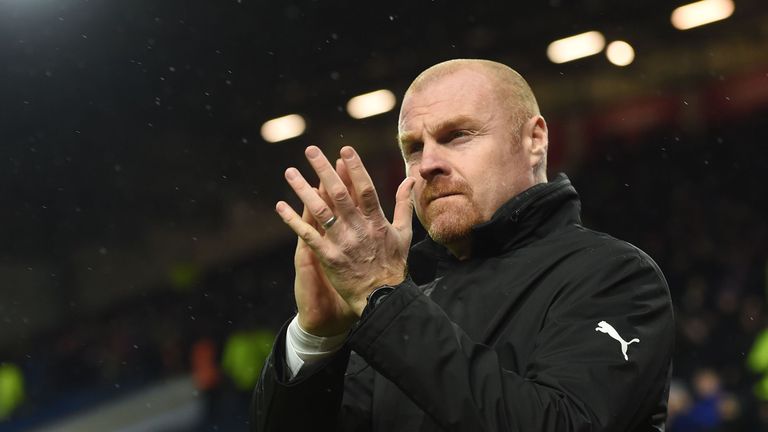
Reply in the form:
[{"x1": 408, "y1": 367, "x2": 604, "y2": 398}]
[{"x1": 321, "y1": 215, "x2": 337, "y2": 230}]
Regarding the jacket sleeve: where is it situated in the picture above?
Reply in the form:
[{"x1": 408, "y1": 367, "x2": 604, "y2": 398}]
[
  {"x1": 347, "y1": 251, "x2": 675, "y2": 432},
  {"x1": 251, "y1": 320, "x2": 374, "y2": 432}
]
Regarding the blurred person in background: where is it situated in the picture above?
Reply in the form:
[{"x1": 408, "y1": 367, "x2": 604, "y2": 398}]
[{"x1": 252, "y1": 59, "x2": 675, "y2": 431}]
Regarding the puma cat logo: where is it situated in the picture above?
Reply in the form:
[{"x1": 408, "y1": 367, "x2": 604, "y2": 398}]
[{"x1": 595, "y1": 321, "x2": 639, "y2": 361}]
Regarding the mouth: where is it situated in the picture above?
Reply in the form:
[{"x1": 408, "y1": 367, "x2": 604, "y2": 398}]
[{"x1": 428, "y1": 192, "x2": 461, "y2": 204}]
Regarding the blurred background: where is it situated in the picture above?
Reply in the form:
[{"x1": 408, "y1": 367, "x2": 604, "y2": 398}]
[{"x1": 0, "y1": 0, "x2": 766, "y2": 430}]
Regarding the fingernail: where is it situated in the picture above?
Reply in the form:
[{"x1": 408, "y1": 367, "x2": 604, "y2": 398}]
[
  {"x1": 285, "y1": 168, "x2": 297, "y2": 180},
  {"x1": 306, "y1": 146, "x2": 320, "y2": 159},
  {"x1": 275, "y1": 202, "x2": 284, "y2": 213},
  {"x1": 341, "y1": 146, "x2": 354, "y2": 160}
]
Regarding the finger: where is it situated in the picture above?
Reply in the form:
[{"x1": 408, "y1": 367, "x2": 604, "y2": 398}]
[
  {"x1": 276, "y1": 201, "x2": 325, "y2": 251},
  {"x1": 392, "y1": 177, "x2": 415, "y2": 235},
  {"x1": 317, "y1": 183, "x2": 334, "y2": 210},
  {"x1": 284, "y1": 167, "x2": 337, "y2": 230},
  {"x1": 302, "y1": 201, "x2": 317, "y2": 226},
  {"x1": 304, "y1": 146, "x2": 360, "y2": 223},
  {"x1": 303, "y1": 199, "x2": 323, "y2": 235},
  {"x1": 339, "y1": 146, "x2": 384, "y2": 220},
  {"x1": 335, "y1": 158, "x2": 358, "y2": 207},
  {"x1": 314, "y1": 186, "x2": 332, "y2": 235}
]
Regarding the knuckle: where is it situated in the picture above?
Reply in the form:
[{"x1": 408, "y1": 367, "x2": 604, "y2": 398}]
[
  {"x1": 325, "y1": 250, "x2": 343, "y2": 266},
  {"x1": 330, "y1": 187, "x2": 348, "y2": 202},
  {"x1": 299, "y1": 227, "x2": 315, "y2": 242},
  {"x1": 359, "y1": 186, "x2": 377, "y2": 201},
  {"x1": 310, "y1": 204, "x2": 328, "y2": 217}
]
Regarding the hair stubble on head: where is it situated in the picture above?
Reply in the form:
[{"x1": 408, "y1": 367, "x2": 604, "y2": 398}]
[
  {"x1": 405, "y1": 59, "x2": 540, "y2": 135},
  {"x1": 401, "y1": 59, "x2": 546, "y2": 178}
]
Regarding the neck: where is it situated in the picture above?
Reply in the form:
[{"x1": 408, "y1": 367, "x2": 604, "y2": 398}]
[{"x1": 445, "y1": 236, "x2": 473, "y2": 261}]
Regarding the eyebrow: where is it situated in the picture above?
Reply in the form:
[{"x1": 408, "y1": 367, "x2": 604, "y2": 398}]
[{"x1": 398, "y1": 114, "x2": 479, "y2": 147}]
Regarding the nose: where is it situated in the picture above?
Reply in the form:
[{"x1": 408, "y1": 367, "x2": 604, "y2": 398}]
[{"x1": 418, "y1": 142, "x2": 451, "y2": 182}]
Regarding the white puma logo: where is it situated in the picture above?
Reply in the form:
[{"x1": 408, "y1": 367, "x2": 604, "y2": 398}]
[{"x1": 595, "y1": 321, "x2": 639, "y2": 361}]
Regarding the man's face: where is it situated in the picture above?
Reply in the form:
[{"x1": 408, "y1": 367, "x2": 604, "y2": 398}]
[{"x1": 398, "y1": 69, "x2": 537, "y2": 246}]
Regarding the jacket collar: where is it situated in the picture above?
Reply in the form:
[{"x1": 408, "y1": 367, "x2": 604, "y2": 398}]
[{"x1": 408, "y1": 173, "x2": 581, "y2": 283}]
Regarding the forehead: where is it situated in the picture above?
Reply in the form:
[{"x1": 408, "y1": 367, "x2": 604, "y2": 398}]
[{"x1": 398, "y1": 69, "x2": 498, "y2": 131}]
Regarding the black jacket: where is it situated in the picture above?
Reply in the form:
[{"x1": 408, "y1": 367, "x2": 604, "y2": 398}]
[{"x1": 252, "y1": 174, "x2": 675, "y2": 432}]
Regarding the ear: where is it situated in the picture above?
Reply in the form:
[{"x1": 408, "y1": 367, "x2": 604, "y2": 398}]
[{"x1": 520, "y1": 115, "x2": 548, "y2": 173}]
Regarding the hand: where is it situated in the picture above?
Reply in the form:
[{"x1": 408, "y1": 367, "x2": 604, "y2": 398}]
[
  {"x1": 292, "y1": 203, "x2": 357, "y2": 336},
  {"x1": 276, "y1": 145, "x2": 415, "y2": 317}
]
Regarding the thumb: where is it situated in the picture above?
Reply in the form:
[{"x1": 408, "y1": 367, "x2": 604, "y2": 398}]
[{"x1": 392, "y1": 177, "x2": 415, "y2": 235}]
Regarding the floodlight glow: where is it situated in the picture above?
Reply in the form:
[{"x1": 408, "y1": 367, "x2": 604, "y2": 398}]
[
  {"x1": 260, "y1": 114, "x2": 306, "y2": 143},
  {"x1": 546, "y1": 31, "x2": 606, "y2": 64},
  {"x1": 671, "y1": 0, "x2": 734, "y2": 30},
  {"x1": 606, "y1": 41, "x2": 635, "y2": 66},
  {"x1": 346, "y1": 89, "x2": 397, "y2": 119}
]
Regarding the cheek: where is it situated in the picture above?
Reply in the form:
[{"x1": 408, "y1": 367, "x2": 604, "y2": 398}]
[{"x1": 410, "y1": 182, "x2": 426, "y2": 213}]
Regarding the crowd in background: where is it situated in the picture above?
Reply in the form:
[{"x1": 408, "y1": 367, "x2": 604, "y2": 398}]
[
  {"x1": 1, "y1": 108, "x2": 766, "y2": 431},
  {"x1": 574, "y1": 110, "x2": 768, "y2": 431}
]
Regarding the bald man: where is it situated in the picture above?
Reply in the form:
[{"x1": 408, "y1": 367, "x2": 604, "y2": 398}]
[{"x1": 252, "y1": 59, "x2": 674, "y2": 432}]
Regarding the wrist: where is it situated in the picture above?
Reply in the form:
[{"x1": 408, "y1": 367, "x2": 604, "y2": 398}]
[
  {"x1": 351, "y1": 275, "x2": 404, "y2": 317},
  {"x1": 297, "y1": 313, "x2": 354, "y2": 337},
  {"x1": 357, "y1": 283, "x2": 398, "y2": 319}
]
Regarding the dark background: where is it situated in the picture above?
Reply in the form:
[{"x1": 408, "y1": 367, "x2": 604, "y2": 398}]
[{"x1": 0, "y1": 0, "x2": 766, "y2": 430}]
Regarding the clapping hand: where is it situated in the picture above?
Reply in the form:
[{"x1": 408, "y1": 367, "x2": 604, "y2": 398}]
[{"x1": 276, "y1": 145, "x2": 415, "y2": 336}]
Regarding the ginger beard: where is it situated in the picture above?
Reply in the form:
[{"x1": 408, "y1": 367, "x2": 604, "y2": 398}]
[{"x1": 416, "y1": 177, "x2": 484, "y2": 246}]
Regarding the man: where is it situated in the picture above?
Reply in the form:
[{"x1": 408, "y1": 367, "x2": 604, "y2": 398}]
[{"x1": 252, "y1": 59, "x2": 674, "y2": 431}]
